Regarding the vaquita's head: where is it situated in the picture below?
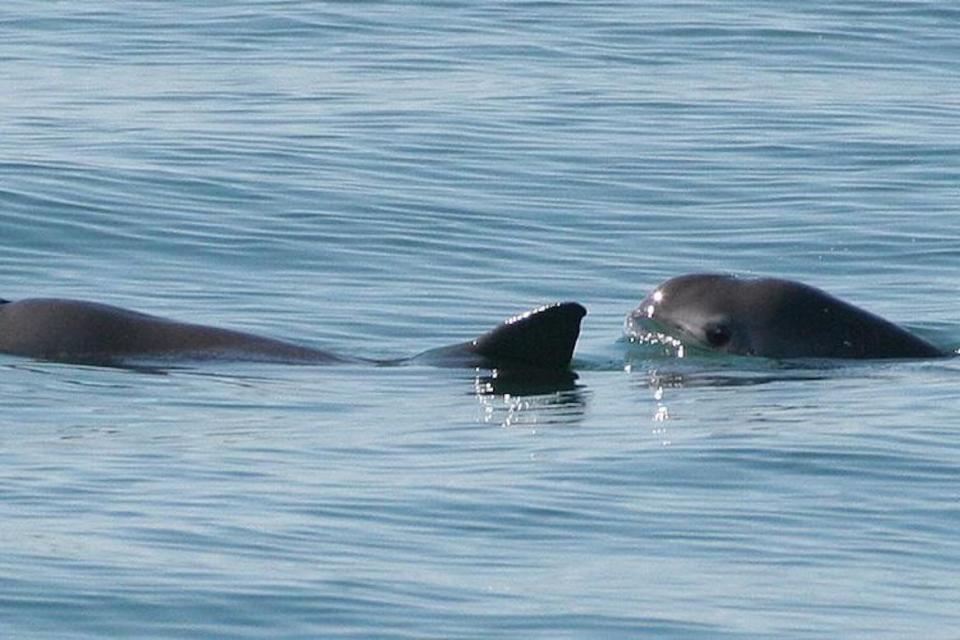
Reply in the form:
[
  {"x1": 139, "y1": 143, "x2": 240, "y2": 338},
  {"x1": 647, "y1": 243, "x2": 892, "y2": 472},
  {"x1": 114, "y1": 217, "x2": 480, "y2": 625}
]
[{"x1": 626, "y1": 274, "x2": 759, "y2": 356}]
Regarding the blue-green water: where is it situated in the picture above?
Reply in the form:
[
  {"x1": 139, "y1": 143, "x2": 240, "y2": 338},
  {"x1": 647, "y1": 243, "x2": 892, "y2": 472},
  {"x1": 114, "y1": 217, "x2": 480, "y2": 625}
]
[{"x1": 3, "y1": 2, "x2": 960, "y2": 638}]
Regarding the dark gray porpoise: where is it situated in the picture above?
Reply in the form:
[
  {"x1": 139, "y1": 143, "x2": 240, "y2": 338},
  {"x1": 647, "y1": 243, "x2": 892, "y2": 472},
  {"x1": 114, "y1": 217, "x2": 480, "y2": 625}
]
[
  {"x1": 626, "y1": 274, "x2": 946, "y2": 360},
  {"x1": 0, "y1": 298, "x2": 586, "y2": 369}
]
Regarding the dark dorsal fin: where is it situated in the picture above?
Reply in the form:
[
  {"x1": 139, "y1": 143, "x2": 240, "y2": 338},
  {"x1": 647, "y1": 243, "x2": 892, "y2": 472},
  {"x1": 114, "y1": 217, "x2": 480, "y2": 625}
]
[{"x1": 469, "y1": 302, "x2": 586, "y2": 369}]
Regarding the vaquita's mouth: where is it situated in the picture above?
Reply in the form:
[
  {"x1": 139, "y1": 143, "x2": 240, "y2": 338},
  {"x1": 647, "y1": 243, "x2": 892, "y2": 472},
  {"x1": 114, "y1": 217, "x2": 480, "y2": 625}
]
[
  {"x1": 624, "y1": 312, "x2": 687, "y2": 358},
  {"x1": 624, "y1": 309, "x2": 652, "y2": 339},
  {"x1": 625, "y1": 309, "x2": 675, "y2": 341}
]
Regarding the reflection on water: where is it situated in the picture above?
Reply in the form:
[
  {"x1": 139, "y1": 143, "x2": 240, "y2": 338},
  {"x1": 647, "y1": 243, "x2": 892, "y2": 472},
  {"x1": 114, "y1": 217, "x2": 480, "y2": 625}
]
[
  {"x1": 634, "y1": 368, "x2": 833, "y2": 390},
  {"x1": 626, "y1": 356, "x2": 839, "y2": 426},
  {"x1": 474, "y1": 368, "x2": 580, "y2": 396},
  {"x1": 473, "y1": 370, "x2": 587, "y2": 428},
  {"x1": 624, "y1": 334, "x2": 869, "y2": 388}
]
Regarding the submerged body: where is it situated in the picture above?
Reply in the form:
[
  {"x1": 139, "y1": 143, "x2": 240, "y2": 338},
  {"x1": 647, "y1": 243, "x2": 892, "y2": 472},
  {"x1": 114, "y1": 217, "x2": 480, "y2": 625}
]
[
  {"x1": 0, "y1": 298, "x2": 586, "y2": 370},
  {"x1": 627, "y1": 274, "x2": 946, "y2": 360}
]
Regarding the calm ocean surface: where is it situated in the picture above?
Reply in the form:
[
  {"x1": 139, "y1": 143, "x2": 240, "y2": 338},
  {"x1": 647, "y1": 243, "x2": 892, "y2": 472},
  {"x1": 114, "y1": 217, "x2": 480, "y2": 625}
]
[{"x1": 3, "y1": 1, "x2": 960, "y2": 638}]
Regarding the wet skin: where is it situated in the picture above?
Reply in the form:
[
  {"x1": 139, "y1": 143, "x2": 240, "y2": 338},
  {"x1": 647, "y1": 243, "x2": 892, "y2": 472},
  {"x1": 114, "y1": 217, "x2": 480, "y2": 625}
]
[
  {"x1": 0, "y1": 298, "x2": 586, "y2": 370},
  {"x1": 627, "y1": 274, "x2": 946, "y2": 360}
]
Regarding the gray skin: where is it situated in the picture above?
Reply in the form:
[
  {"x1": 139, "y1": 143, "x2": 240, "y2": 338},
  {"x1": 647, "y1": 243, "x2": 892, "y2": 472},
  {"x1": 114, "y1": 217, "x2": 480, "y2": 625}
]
[
  {"x1": 626, "y1": 274, "x2": 946, "y2": 360},
  {"x1": 0, "y1": 298, "x2": 586, "y2": 369}
]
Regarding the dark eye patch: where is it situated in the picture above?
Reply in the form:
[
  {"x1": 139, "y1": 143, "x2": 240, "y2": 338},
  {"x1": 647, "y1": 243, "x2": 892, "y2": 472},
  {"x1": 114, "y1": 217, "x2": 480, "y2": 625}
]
[{"x1": 704, "y1": 323, "x2": 731, "y2": 348}]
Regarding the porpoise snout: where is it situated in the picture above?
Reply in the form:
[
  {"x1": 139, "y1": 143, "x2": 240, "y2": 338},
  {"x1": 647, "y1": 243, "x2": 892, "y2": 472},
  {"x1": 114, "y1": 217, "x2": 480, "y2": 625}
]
[{"x1": 624, "y1": 290, "x2": 662, "y2": 338}]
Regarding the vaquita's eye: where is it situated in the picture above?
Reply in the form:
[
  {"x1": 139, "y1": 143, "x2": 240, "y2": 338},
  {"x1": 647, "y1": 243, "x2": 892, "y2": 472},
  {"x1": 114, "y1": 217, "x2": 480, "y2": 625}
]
[{"x1": 704, "y1": 323, "x2": 732, "y2": 348}]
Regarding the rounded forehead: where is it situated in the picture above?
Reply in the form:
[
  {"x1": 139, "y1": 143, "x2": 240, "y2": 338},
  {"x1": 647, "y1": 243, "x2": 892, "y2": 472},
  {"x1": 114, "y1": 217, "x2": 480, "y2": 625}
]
[
  {"x1": 659, "y1": 273, "x2": 818, "y2": 296},
  {"x1": 655, "y1": 274, "x2": 741, "y2": 304},
  {"x1": 652, "y1": 274, "x2": 812, "y2": 319},
  {"x1": 664, "y1": 273, "x2": 736, "y2": 287}
]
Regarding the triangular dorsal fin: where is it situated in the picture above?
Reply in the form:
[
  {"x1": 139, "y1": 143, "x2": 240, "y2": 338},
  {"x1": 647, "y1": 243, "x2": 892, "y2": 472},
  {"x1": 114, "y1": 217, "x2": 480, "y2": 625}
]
[{"x1": 470, "y1": 302, "x2": 586, "y2": 369}]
